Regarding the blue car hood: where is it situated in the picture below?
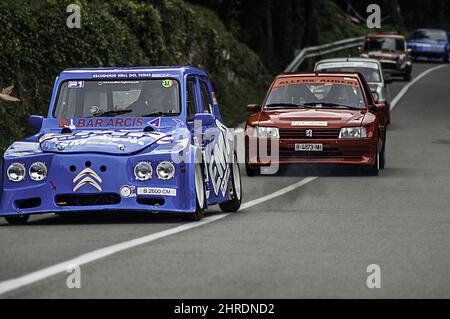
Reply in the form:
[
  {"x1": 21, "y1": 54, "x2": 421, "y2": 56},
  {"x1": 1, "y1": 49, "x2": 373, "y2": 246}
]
[
  {"x1": 408, "y1": 39, "x2": 447, "y2": 47},
  {"x1": 38, "y1": 130, "x2": 173, "y2": 155}
]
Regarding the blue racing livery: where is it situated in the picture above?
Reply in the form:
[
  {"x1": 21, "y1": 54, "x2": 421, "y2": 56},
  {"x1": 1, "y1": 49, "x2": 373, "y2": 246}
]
[
  {"x1": 407, "y1": 28, "x2": 450, "y2": 63},
  {"x1": 1, "y1": 66, "x2": 242, "y2": 224}
]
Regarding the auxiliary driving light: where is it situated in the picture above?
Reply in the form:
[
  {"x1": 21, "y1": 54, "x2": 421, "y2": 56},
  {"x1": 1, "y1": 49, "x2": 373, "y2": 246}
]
[
  {"x1": 29, "y1": 162, "x2": 48, "y2": 181},
  {"x1": 156, "y1": 161, "x2": 175, "y2": 180},
  {"x1": 134, "y1": 162, "x2": 153, "y2": 181},
  {"x1": 7, "y1": 163, "x2": 26, "y2": 182}
]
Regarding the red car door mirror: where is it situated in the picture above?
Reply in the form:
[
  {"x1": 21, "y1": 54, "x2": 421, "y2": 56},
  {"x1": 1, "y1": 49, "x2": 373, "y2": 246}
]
[
  {"x1": 247, "y1": 104, "x2": 261, "y2": 112},
  {"x1": 375, "y1": 103, "x2": 385, "y2": 111}
]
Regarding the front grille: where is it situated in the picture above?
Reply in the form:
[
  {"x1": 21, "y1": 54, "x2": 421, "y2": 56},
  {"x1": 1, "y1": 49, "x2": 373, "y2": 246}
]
[
  {"x1": 55, "y1": 193, "x2": 121, "y2": 206},
  {"x1": 381, "y1": 62, "x2": 397, "y2": 70},
  {"x1": 279, "y1": 128, "x2": 340, "y2": 139}
]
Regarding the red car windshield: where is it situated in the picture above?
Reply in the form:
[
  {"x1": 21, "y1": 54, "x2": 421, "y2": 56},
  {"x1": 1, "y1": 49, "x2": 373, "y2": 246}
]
[{"x1": 265, "y1": 77, "x2": 366, "y2": 110}]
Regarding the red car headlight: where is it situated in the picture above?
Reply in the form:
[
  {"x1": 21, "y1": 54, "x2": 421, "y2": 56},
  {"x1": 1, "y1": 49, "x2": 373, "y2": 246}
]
[{"x1": 339, "y1": 127, "x2": 367, "y2": 139}]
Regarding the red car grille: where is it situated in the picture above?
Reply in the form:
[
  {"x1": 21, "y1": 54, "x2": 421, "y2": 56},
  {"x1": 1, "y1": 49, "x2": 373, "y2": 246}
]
[
  {"x1": 381, "y1": 62, "x2": 398, "y2": 70},
  {"x1": 279, "y1": 128, "x2": 341, "y2": 139}
]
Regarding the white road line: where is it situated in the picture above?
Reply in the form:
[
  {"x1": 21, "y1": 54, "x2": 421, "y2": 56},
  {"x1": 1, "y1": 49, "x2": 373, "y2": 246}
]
[
  {"x1": 390, "y1": 64, "x2": 447, "y2": 111},
  {"x1": 240, "y1": 177, "x2": 318, "y2": 210},
  {"x1": 0, "y1": 177, "x2": 318, "y2": 295}
]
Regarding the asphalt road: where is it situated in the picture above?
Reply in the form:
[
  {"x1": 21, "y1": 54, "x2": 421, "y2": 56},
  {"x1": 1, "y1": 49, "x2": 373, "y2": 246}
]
[{"x1": 0, "y1": 63, "x2": 449, "y2": 298}]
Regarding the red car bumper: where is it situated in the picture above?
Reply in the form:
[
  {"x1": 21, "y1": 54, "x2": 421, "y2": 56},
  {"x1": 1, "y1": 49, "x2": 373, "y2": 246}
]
[{"x1": 246, "y1": 137, "x2": 378, "y2": 166}]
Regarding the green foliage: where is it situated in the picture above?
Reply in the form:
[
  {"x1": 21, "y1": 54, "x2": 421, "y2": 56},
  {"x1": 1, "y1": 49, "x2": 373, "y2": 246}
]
[
  {"x1": 0, "y1": 0, "x2": 270, "y2": 151},
  {"x1": 312, "y1": 0, "x2": 366, "y2": 44}
]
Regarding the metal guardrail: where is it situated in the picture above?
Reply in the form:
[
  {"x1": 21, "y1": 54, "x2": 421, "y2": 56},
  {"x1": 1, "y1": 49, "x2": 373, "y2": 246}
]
[{"x1": 284, "y1": 36, "x2": 365, "y2": 72}]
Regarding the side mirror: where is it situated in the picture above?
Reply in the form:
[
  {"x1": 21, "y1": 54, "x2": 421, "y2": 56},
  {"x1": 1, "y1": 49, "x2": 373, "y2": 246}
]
[
  {"x1": 28, "y1": 115, "x2": 44, "y2": 130},
  {"x1": 369, "y1": 104, "x2": 385, "y2": 113},
  {"x1": 374, "y1": 104, "x2": 385, "y2": 112},
  {"x1": 194, "y1": 113, "x2": 214, "y2": 126},
  {"x1": 246, "y1": 104, "x2": 261, "y2": 112},
  {"x1": 371, "y1": 92, "x2": 379, "y2": 103}
]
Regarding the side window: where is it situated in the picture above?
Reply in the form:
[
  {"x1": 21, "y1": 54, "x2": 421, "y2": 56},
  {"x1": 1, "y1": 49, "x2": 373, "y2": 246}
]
[
  {"x1": 199, "y1": 80, "x2": 213, "y2": 114},
  {"x1": 186, "y1": 78, "x2": 198, "y2": 122}
]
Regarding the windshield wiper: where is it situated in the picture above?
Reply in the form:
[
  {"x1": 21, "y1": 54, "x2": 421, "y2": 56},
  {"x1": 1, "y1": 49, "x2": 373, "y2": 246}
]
[
  {"x1": 91, "y1": 109, "x2": 133, "y2": 117},
  {"x1": 303, "y1": 102, "x2": 362, "y2": 110},
  {"x1": 265, "y1": 103, "x2": 311, "y2": 109},
  {"x1": 140, "y1": 111, "x2": 174, "y2": 117}
]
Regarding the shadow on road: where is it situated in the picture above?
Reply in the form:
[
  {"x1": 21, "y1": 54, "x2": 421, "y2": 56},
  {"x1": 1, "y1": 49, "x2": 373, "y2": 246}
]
[
  {"x1": 250, "y1": 164, "x2": 375, "y2": 177},
  {"x1": 0, "y1": 208, "x2": 228, "y2": 227}
]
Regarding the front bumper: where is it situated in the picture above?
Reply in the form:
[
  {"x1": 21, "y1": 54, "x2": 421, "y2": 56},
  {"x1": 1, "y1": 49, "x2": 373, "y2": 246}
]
[
  {"x1": 246, "y1": 137, "x2": 377, "y2": 166},
  {"x1": 410, "y1": 49, "x2": 448, "y2": 61},
  {"x1": 380, "y1": 60, "x2": 409, "y2": 76},
  {"x1": 0, "y1": 153, "x2": 196, "y2": 217}
]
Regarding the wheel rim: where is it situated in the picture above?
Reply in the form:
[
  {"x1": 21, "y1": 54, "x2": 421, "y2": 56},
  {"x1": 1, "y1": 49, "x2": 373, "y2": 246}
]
[
  {"x1": 195, "y1": 164, "x2": 204, "y2": 209},
  {"x1": 232, "y1": 158, "x2": 241, "y2": 201}
]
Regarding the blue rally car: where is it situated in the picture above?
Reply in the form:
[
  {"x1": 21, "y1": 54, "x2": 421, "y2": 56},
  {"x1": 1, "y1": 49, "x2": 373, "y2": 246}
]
[
  {"x1": 0, "y1": 67, "x2": 242, "y2": 224},
  {"x1": 407, "y1": 29, "x2": 450, "y2": 63}
]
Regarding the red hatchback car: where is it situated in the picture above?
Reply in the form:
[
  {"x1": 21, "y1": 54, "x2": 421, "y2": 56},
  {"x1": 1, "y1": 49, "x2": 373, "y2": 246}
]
[{"x1": 245, "y1": 73, "x2": 387, "y2": 176}]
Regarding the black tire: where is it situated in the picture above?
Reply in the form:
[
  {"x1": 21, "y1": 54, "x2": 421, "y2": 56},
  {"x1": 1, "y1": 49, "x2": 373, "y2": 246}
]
[
  {"x1": 5, "y1": 215, "x2": 30, "y2": 225},
  {"x1": 379, "y1": 135, "x2": 386, "y2": 170},
  {"x1": 366, "y1": 152, "x2": 380, "y2": 176},
  {"x1": 181, "y1": 163, "x2": 205, "y2": 221},
  {"x1": 403, "y1": 67, "x2": 412, "y2": 81},
  {"x1": 220, "y1": 154, "x2": 242, "y2": 213},
  {"x1": 245, "y1": 162, "x2": 259, "y2": 177},
  {"x1": 444, "y1": 53, "x2": 449, "y2": 64}
]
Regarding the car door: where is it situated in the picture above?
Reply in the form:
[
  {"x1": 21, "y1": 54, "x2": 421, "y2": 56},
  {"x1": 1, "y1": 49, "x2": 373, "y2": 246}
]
[
  {"x1": 185, "y1": 75, "x2": 215, "y2": 202},
  {"x1": 198, "y1": 77, "x2": 234, "y2": 202}
]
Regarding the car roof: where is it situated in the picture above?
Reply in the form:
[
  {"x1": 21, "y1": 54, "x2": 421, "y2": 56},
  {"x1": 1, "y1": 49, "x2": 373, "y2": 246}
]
[
  {"x1": 277, "y1": 72, "x2": 363, "y2": 80},
  {"x1": 414, "y1": 28, "x2": 447, "y2": 32},
  {"x1": 315, "y1": 57, "x2": 382, "y2": 67},
  {"x1": 367, "y1": 33, "x2": 405, "y2": 40},
  {"x1": 60, "y1": 66, "x2": 207, "y2": 78}
]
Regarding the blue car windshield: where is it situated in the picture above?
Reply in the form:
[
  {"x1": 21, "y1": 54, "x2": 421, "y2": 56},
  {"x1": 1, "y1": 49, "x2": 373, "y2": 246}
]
[
  {"x1": 54, "y1": 79, "x2": 180, "y2": 118},
  {"x1": 411, "y1": 30, "x2": 448, "y2": 42}
]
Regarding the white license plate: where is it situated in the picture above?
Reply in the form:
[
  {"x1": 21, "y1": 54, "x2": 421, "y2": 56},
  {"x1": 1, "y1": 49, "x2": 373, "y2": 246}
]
[
  {"x1": 295, "y1": 143, "x2": 323, "y2": 151},
  {"x1": 137, "y1": 187, "x2": 177, "y2": 196}
]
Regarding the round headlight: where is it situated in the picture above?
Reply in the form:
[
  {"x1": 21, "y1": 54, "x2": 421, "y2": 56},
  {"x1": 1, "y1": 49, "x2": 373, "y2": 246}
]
[
  {"x1": 7, "y1": 163, "x2": 26, "y2": 182},
  {"x1": 29, "y1": 162, "x2": 47, "y2": 181},
  {"x1": 156, "y1": 161, "x2": 175, "y2": 180},
  {"x1": 134, "y1": 162, "x2": 152, "y2": 181}
]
